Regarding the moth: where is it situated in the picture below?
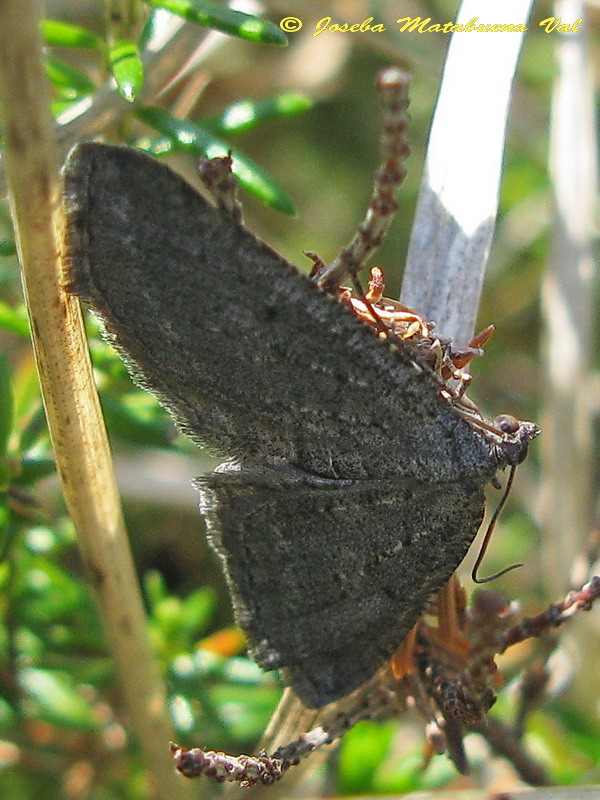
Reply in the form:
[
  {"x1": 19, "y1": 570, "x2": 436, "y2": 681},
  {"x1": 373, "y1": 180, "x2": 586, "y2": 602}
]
[{"x1": 61, "y1": 69, "x2": 538, "y2": 711}]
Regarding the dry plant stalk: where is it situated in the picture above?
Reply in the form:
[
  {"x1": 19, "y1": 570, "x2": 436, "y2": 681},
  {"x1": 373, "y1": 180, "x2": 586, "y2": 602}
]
[
  {"x1": 540, "y1": 0, "x2": 598, "y2": 711},
  {"x1": 0, "y1": 3, "x2": 193, "y2": 799}
]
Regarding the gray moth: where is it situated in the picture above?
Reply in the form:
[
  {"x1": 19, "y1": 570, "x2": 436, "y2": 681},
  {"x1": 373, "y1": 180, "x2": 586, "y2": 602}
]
[{"x1": 62, "y1": 142, "x2": 538, "y2": 709}]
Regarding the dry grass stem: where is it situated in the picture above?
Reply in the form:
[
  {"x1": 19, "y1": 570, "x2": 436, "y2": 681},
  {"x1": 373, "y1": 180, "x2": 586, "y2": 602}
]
[
  {"x1": 0, "y1": 2, "x2": 194, "y2": 798},
  {"x1": 540, "y1": 0, "x2": 598, "y2": 708}
]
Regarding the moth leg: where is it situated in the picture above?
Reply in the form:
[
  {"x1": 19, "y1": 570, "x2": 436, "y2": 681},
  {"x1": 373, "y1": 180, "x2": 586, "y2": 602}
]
[
  {"x1": 319, "y1": 67, "x2": 411, "y2": 292},
  {"x1": 197, "y1": 153, "x2": 243, "y2": 223}
]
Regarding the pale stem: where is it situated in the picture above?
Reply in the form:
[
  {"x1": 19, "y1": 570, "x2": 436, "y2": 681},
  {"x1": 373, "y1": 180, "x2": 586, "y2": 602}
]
[
  {"x1": 540, "y1": 0, "x2": 598, "y2": 708},
  {"x1": 0, "y1": 3, "x2": 194, "y2": 798}
]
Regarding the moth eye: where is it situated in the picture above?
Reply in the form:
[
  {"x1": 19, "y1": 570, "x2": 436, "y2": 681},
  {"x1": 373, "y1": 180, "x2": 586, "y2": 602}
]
[{"x1": 494, "y1": 414, "x2": 520, "y2": 434}]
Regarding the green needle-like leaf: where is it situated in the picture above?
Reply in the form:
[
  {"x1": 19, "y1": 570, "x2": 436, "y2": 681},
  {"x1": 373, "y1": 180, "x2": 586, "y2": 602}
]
[
  {"x1": 18, "y1": 458, "x2": 57, "y2": 484},
  {"x1": 108, "y1": 39, "x2": 145, "y2": 102},
  {"x1": 41, "y1": 19, "x2": 103, "y2": 48},
  {"x1": 0, "y1": 356, "x2": 14, "y2": 458},
  {"x1": 0, "y1": 239, "x2": 16, "y2": 256},
  {"x1": 20, "y1": 668, "x2": 98, "y2": 731},
  {"x1": 0, "y1": 301, "x2": 30, "y2": 337},
  {"x1": 143, "y1": 0, "x2": 287, "y2": 46},
  {"x1": 45, "y1": 55, "x2": 96, "y2": 97},
  {"x1": 137, "y1": 106, "x2": 296, "y2": 214},
  {"x1": 205, "y1": 92, "x2": 312, "y2": 135}
]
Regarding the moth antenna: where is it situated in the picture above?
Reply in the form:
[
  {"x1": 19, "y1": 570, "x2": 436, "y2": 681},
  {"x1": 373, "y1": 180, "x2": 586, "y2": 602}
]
[
  {"x1": 198, "y1": 154, "x2": 243, "y2": 223},
  {"x1": 471, "y1": 465, "x2": 523, "y2": 584},
  {"x1": 318, "y1": 67, "x2": 411, "y2": 291}
]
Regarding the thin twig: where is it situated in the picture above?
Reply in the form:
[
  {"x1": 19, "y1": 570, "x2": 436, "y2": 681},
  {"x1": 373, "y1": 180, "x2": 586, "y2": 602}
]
[
  {"x1": 176, "y1": 678, "x2": 399, "y2": 785},
  {"x1": 502, "y1": 577, "x2": 600, "y2": 651},
  {"x1": 318, "y1": 67, "x2": 410, "y2": 291},
  {"x1": 469, "y1": 716, "x2": 550, "y2": 786}
]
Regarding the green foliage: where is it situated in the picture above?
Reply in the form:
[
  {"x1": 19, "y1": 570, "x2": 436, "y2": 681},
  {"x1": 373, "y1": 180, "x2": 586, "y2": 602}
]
[
  {"x1": 44, "y1": 55, "x2": 97, "y2": 98},
  {"x1": 136, "y1": 105, "x2": 298, "y2": 213},
  {"x1": 0, "y1": 240, "x2": 16, "y2": 257},
  {"x1": 41, "y1": 0, "x2": 301, "y2": 211},
  {"x1": 108, "y1": 39, "x2": 145, "y2": 101},
  {"x1": 0, "y1": 302, "x2": 29, "y2": 337},
  {"x1": 337, "y1": 720, "x2": 397, "y2": 793},
  {"x1": 0, "y1": 356, "x2": 14, "y2": 460},
  {"x1": 204, "y1": 93, "x2": 313, "y2": 135},
  {"x1": 41, "y1": 19, "x2": 103, "y2": 48},
  {"x1": 0, "y1": 350, "x2": 279, "y2": 796},
  {"x1": 143, "y1": 0, "x2": 287, "y2": 45}
]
